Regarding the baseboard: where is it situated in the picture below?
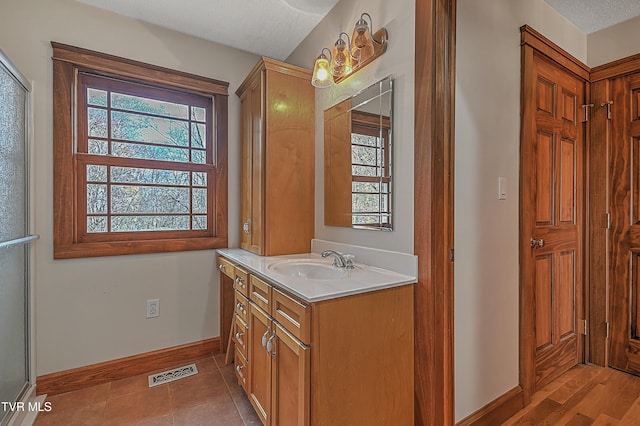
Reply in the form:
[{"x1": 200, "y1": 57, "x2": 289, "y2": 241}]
[
  {"x1": 456, "y1": 385, "x2": 524, "y2": 426},
  {"x1": 36, "y1": 337, "x2": 220, "y2": 396}
]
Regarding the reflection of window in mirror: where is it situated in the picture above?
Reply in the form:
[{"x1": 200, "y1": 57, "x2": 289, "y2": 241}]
[
  {"x1": 324, "y1": 76, "x2": 393, "y2": 231},
  {"x1": 351, "y1": 111, "x2": 391, "y2": 228}
]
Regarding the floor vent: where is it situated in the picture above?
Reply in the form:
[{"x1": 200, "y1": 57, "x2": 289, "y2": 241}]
[{"x1": 148, "y1": 363, "x2": 198, "y2": 387}]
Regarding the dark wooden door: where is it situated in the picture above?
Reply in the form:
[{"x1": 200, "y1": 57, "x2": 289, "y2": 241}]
[
  {"x1": 609, "y1": 72, "x2": 640, "y2": 375},
  {"x1": 521, "y1": 48, "x2": 586, "y2": 396}
]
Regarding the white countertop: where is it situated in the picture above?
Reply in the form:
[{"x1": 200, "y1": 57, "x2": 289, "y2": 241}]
[{"x1": 217, "y1": 248, "x2": 416, "y2": 303}]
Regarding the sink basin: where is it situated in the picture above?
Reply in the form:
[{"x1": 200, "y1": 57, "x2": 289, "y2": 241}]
[{"x1": 267, "y1": 260, "x2": 346, "y2": 280}]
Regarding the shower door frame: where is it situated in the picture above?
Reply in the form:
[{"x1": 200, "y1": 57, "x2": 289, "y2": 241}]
[{"x1": 0, "y1": 49, "x2": 38, "y2": 426}]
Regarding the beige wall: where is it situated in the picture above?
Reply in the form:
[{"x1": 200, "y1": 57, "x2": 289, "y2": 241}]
[
  {"x1": 4, "y1": 0, "x2": 627, "y2": 418},
  {"x1": 588, "y1": 16, "x2": 640, "y2": 66},
  {"x1": 454, "y1": 0, "x2": 585, "y2": 421},
  {"x1": 287, "y1": 0, "x2": 415, "y2": 254},
  {"x1": 0, "y1": 0, "x2": 259, "y2": 375}
]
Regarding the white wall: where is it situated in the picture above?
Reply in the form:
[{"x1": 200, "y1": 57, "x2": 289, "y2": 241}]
[
  {"x1": 588, "y1": 16, "x2": 640, "y2": 67},
  {"x1": 287, "y1": 0, "x2": 415, "y2": 255},
  {"x1": 0, "y1": 0, "x2": 259, "y2": 375},
  {"x1": 454, "y1": 0, "x2": 585, "y2": 421}
]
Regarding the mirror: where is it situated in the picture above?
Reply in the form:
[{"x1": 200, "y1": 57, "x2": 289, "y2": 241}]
[{"x1": 324, "y1": 77, "x2": 393, "y2": 230}]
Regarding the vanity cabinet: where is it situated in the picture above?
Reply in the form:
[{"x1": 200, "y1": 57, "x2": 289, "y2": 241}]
[
  {"x1": 236, "y1": 57, "x2": 315, "y2": 256},
  {"x1": 218, "y1": 254, "x2": 414, "y2": 426},
  {"x1": 247, "y1": 276, "x2": 310, "y2": 425}
]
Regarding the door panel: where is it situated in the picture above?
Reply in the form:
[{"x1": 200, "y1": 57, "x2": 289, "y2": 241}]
[
  {"x1": 536, "y1": 131, "x2": 554, "y2": 225},
  {"x1": 0, "y1": 52, "x2": 32, "y2": 424},
  {"x1": 558, "y1": 251, "x2": 576, "y2": 339},
  {"x1": 239, "y1": 75, "x2": 264, "y2": 254},
  {"x1": 248, "y1": 302, "x2": 271, "y2": 425},
  {"x1": 535, "y1": 255, "x2": 553, "y2": 350},
  {"x1": 610, "y1": 72, "x2": 640, "y2": 374},
  {"x1": 239, "y1": 88, "x2": 252, "y2": 251},
  {"x1": 560, "y1": 139, "x2": 576, "y2": 223},
  {"x1": 271, "y1": 323, "x2": 309, "y2": 426},
  {"x1": 522, "y1": 48, "x2": 585, "y2": 394}
]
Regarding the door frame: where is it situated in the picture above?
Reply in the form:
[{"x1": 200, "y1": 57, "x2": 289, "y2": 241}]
[
  {"x1": 0, "y1": 48, "x2": 39, "y2": 425},
  {"x1": 414, "y1": 0, "x2": 456, "y2": 424},
  {"x1": 519, "y1": 26, "x2": 591, "y2": 404}
]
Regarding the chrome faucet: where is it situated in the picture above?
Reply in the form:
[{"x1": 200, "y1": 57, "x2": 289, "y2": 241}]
[{"x1": 321, "y1": 250, "x2": 354, "y2": 269}]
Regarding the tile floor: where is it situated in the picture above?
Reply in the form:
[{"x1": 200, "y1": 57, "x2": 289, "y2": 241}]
[{"x1": 34, "y1": 354, "x2": 261, "y2": 425}]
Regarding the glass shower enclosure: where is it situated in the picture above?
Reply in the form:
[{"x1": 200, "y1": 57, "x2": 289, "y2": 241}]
[{"x1": 0, "y1": 50, "x2": 37, "y2": 425}]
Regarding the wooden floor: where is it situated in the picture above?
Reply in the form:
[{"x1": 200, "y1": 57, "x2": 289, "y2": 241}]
[{"x1": 503, "y1": 364, "x2": 640, "y2": 425}]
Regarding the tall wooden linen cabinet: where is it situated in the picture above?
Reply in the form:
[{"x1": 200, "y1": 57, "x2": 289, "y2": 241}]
[{"x1": 236, "y1": 57, "x2": 315, "y2": 256}]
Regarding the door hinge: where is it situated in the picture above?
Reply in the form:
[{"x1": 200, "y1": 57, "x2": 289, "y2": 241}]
[
  {"x1": 606, "y1": 322, "x2": 610, "y2": 339},
  {"x1": 449, "y1": 248, "x2": 455, "y2": 262},
  {"x1": 606, "y1": 212, "x2": 611, "y2": 230},
  {"x1": 578, "y1": 319, "x2": 587, "y2": 336},
  {"x1": 601, "y1": 101, "x2": 613, "y2": 120},
  {"x1": 581, "y1": 103, "x2": 594, "y2": 122}
]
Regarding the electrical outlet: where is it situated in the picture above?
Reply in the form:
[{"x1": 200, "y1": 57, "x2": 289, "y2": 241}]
[{"x1": 146, "y1": 299, "x2": 159, "y2": 318}]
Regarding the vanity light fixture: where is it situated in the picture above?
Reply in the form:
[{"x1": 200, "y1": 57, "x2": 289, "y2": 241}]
[
  {"x1": 351, "y1": 13, "x2": 376, "y2": 62},
  {"x1": 311, "y1": 48, "x2": 333, "y2": 88},
  {"x1": 310, "y1": 12, "x2": 388, "y2": 88},
  {"x1": 331, "y1": 32, "x2": 353, "y2": 80}
]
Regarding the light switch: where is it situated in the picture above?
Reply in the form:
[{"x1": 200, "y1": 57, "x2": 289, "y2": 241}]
[{"x1": 498, "y1": 177, "x2": 507, "y2": 200}]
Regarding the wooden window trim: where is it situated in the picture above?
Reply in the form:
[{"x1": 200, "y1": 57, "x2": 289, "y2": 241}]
[{"x1": 52, "y1": 42, "x2": 229, "y2": 259}]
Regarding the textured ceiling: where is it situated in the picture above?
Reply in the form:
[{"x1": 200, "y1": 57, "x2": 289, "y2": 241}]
[
  {"x1": 76, "y1": 0, "x2": 640, "y2": 59},
  {"x1": 75, "y1": 0, "x2": 340, "y2": 60},
  {"x1": 545, "y1": 0, "x2": 640, "y2": 33}
]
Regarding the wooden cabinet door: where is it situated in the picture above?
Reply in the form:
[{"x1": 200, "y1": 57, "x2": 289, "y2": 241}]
[
  {"x1": 236, "y1": 58, "x2": 314, "y2": 257},
  {"x1": 248, "y1": 301, "x2": 272, "y2": 425},
  {"x1": 521, "y1": 48, "x2": 585, "y2": 394},
  {"x1": 609, "y1": 72, "x2": 640, "y2": 374},
  {"x1": 271, "y1": 323, "x2": 310, "y2": 426},
  {"x1": 239, "y1": 74, "x2": 264, "y2": 254}
]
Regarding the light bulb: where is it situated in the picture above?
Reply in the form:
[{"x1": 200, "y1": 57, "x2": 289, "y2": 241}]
[{"x1": 316, "y1": 68, "x2": 328, "y2": 81}]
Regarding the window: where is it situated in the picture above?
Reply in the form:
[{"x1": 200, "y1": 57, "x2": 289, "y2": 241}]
[
  {"x1": 52, "y1": 42, "x2": 228, "y2": 258},
  {"x1": 350, "y1": 111, "x2": 391, "y2": 228}
]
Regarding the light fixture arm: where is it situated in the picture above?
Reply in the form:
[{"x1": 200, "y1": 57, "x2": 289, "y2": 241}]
[
  {"x1": 338, "y1": 31, "x2": 351, "y2": 46},
  {"x1": 321, "y1": 47, "x2": 332, "y2": 63},
  {"x1": 358, "y1": 12, "x2": 381, "y2": 44}
]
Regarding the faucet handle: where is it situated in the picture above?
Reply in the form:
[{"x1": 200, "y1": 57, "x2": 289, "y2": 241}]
[{"x1": 343, "y1": 254, "x2": 355, "y2": 269}]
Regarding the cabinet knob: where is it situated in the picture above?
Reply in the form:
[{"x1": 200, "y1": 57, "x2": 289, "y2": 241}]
[
  {"x1": 235, "y1": 277, "x2": 245, "y2": 288},
  {"x1": 218, "y1": 264, "x2": 225, "y2": 271},
  {"x1": 236, "y1": 364, "x2": 245, "y2": 378}
]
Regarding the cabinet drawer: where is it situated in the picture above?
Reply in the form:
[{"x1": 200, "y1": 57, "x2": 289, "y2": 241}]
[
  {"x1": 234, "y1": 347, "x2": 249, "y2": 393},
  {"x1": 235, "y1": 292, "x2": 249, "y2": 324},
  {"x1": 234, "y1": 267, "x2": 249, "y2": 297},
  {"x1": 233, "y1": 314, "x2": 248, "y2": 359},
  {"x1": 273, "y1": 288, "x2": 311, "y2": 344},
  {"x1": 249, "y1": 275, "x2": 272, "y2": 314},
  {"x1": 217, "y1": 257, "x2": 235, "y2": 279}
]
